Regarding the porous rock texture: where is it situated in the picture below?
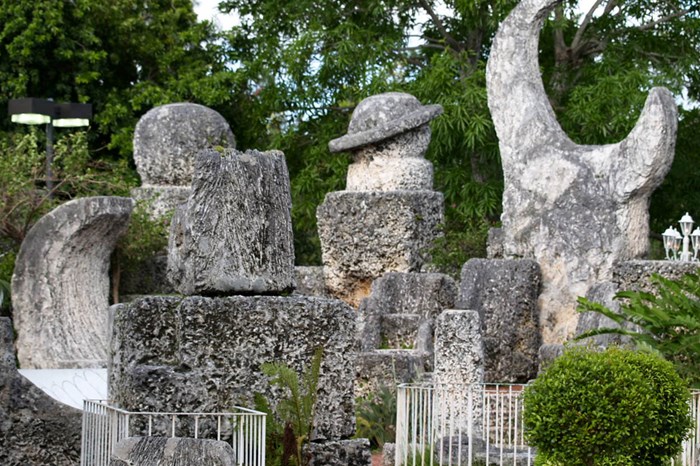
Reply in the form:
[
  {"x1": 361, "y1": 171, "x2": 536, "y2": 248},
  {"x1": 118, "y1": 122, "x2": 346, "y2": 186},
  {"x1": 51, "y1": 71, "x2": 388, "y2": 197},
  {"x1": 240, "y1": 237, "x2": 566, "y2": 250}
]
[
  {"x1": 168, "y1": 149, "x2": 295, "y2": 295},
  {"x1": 294, "y1": 266, "x2": 330, "y2": 297},
  {"x1": 614, "y1": 260, "x2": 699, "y2": 293},
  {"x1": 345, "y1": 127, "x2": 434, "y2": 192},
  {"x1": 317, "y1": 191, "x2": 443, "y2": 306},
  {"x1": 434, "y1": 310, "x2": 484, "y2": 386},
  {"x1": 306, "y1": 439, "x2": 372, "y2": 466},
  {"x1": 12, "y1": 196, "x2": 134, "y2": 368},
  {"x1": 0, "y1": 317, "x2": 82, "y2": 465},
  {"x1": 486, "y1": 0, "x2": 677, "y2": 344},
  {"x1": 355, "y1": 349, "x2": 428, "y2": 399},
  {"x1": 130, "y1": 185, "x2": 191, "y2": 218},
  {"x1": 133, "y1": 103, "x2": 235, "y2": 186},
  {"x1": 358, "y1": 272, "x2": 457, "y2": 350},
  {"x1": 110, "y1": 437, "x2": 235, "y2": 466},
  {"x1": 456, "y1": 259, "x2": 541, "y2": 383},
  {"x1": 110, "y1": 295, "x2": 357, "y2": 440}
]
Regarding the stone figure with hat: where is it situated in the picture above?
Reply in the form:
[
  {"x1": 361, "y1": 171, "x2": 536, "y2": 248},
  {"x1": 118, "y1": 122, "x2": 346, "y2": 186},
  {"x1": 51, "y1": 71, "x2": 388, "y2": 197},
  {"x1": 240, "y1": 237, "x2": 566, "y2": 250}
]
[
  {"x1": 317, "y1": 92, "x2": 445, "y2": 306},
  {"x1": 329, "y1": 92, "x2": 443, "y2": 191}
]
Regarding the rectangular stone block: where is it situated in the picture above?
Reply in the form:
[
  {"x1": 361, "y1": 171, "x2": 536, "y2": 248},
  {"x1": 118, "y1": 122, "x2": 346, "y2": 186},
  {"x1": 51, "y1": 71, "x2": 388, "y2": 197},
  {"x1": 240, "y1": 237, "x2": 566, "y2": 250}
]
[
  {"x1": 457, "y1": 259, "x2": 541, "y2": 383},
  {"x1": 168, "y1": 149, "x2": 295, "y2": 295},
  {"x1": 109, "y1": 295, "x2": 357, "y2": 440},
  {"x1": 317, "y1": 191, "x2": 444, "y2": 306}
]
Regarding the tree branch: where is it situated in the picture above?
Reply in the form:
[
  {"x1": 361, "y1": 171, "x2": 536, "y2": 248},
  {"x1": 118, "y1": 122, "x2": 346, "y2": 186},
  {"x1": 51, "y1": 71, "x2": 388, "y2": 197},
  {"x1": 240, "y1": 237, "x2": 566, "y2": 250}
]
[
  {"x1": 637, "y1": 9, "x2": 690, "y2": 32},
  {"x1": 571, "y1": 0, "x2": 607, "y2": 51},
  {"x1": 416, "y1": 0, "x2": 464, "y2": 52}
]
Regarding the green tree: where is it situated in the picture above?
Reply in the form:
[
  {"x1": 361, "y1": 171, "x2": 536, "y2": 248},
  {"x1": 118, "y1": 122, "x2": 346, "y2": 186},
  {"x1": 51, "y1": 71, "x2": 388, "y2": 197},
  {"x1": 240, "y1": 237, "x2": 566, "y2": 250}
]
[
  {"x1": 218, "y1": 0, "x2": 700, "y2": 266},
  {"x1": 0, "y1": 0, "x2": 238, "y2": 158}
]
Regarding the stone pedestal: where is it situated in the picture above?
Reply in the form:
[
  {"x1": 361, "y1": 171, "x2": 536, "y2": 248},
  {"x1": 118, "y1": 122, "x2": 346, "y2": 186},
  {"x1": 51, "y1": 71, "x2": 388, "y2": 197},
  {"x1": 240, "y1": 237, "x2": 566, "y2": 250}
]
[
  {"x1": 110, "y1": 295, "x2": 357, "y2": 440},
  {"x1": 110, "y1": 437, "x2": 236, "y2": 466},
  {"x1": 317, "y1": 191, "x2": 443, "y2": 306},
  {"x1": 168, "y1": 149, "x2": 295, "y2": 295},
  {"x1": 457, "y1": 259, "x2": 541, "y2": 383},
  {"x1": 433, "y1": 310, "x2": 484, "y2": 386}
]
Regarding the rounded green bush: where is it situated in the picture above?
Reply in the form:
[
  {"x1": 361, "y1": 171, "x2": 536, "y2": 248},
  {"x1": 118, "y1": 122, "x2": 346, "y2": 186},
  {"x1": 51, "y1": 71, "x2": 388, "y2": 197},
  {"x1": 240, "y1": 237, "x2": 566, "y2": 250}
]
[{"x1": 523, "y1": 346, "x2": 692, "y2": 466}]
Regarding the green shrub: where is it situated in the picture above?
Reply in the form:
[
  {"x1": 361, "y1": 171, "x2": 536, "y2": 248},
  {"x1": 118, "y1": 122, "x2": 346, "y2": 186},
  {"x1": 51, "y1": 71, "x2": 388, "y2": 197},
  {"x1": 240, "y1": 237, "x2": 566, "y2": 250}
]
[{"x1": 523, "y1": 346, "x2": 692, "y2": 466}]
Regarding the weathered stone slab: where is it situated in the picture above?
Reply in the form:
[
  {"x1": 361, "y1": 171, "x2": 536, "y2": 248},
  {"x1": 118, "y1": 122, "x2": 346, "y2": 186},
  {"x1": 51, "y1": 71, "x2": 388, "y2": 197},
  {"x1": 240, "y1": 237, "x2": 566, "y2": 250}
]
[
  {"x1": 317, "y1": 192, "x2": 443, "y2": 306},
  {"x1": 307, "y1": 438, "x2": 372, "y2": 466},
  {"x1": 613, "y1": 260, "x2": 699, "y2": 293},
  {"x1": 457, "y1": 259, "x2": 541, "y2": 383},
  {"x1": 134, "y1": 103, "x2": 235, "y2": 186},
  {"x1": 12, "y1": 196, "x2": 134, "y2": 368},
  {"x1": 434, "y1": 310, "x2": 484, "y2": 386},
  {"x1": 0, "y1": 317, "x2": 82, "y2": 465},
  {"x1": 110, "y1": 436, "x2": 235, "y2": 466},
  {"x1": 486, "y1": 0, "x2": 677, "y2": 344},
  {"x1": 168, "y1": 149, "x2": 295, "y2": 295},
  {"x1": 110, "y1": 295, "x2": 357, "y2": 440}
]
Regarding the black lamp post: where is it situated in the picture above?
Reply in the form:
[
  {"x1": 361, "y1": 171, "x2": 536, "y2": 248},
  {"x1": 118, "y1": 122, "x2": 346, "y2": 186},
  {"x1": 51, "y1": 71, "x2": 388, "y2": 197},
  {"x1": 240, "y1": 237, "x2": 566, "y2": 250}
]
[{"x1": 8, "y1": 98, "x2": 92, "y2": 194}]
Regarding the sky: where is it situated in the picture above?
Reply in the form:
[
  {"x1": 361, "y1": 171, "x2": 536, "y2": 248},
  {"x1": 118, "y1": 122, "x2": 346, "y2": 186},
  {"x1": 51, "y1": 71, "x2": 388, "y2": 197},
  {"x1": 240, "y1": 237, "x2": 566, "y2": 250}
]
[{"x1": 194, "y1": 0, "x2": 601, "y2": 31}]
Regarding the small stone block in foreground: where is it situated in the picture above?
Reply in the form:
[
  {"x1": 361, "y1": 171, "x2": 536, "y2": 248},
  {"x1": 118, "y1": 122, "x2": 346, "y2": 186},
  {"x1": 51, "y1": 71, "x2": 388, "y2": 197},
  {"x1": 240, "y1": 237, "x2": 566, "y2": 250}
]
[
  {"x1": 110, "y1": 437, "x2": 235, "y2": 466},
  {"x1": 434, "y1": 310, "x2": 484, "y2": 386}
]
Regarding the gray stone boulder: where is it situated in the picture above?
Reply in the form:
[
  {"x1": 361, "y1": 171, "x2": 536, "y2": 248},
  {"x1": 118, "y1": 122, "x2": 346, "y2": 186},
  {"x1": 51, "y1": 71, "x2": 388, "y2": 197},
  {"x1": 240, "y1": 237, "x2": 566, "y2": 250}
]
[
  {"x1": 574, "y1": 281, "x2": 630, "y2": 347},
  {"x1": 0, "y1": 317, "x2": 82, "y2": 465},
  {"x1": 294, "y1": 266, "x2": 330, "y2": 297},
  {"x1": 317, "y1": 191, "x2": 443, "y2": 306},
  {"x1": 486, "y1": 0, "x2": 677, "y2": 344},
  {"x1": 133, "y1": 103, "x2": 235, "y2": 186},
  {"x1": 168, "y1": 149, "x2": 295, "y2": 295},
  {"x1": 613, "y1": 259, "x2": 699, "y2": 293},
  {"x1": 457, "y1": 259, "x2": 541, "y2": 383},
  {"x1": 110, "y1": 437, "x2": 235, "y2": 466},
  {"x1": 12, "y1": 196, "x2": 134, "y2": 368},
  {"x1": 110, "y1": 295, "x2": 357, "y2": 440},
  {"x1": 355, "y1": 349, "x2": 428, "y2": 399}
]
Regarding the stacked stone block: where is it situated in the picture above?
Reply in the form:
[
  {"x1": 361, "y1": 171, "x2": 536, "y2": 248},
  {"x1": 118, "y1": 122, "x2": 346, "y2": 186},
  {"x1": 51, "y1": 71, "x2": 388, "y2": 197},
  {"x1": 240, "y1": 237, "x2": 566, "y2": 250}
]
[
  {"x1": 318, "y1": 92, "x2": 445, "y2": 306},
  {"x1": 456, "y1": 258, "x2": 541, "y2": 383},
  {"x1": 355, "y1": 272, "x2": 456, "y2": 397},
  {"x1": 111, "y1": 146, "x2": 367, "y2": 463}
]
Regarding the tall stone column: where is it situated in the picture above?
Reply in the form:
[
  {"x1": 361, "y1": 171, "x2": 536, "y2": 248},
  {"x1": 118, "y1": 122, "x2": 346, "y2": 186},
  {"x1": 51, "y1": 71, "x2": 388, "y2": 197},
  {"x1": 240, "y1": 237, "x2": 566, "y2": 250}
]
[{"x1": 486, "y1": 0, "x2": 676, "y2": 343}]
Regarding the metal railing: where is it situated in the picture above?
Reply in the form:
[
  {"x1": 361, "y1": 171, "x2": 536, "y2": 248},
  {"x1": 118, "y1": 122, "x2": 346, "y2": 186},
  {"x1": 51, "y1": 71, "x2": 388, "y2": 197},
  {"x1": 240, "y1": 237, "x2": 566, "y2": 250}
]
[
  {"x1": 396, "y1": 383, "x2": 700, "y2": 466},
  {"x1": 81, "y1": 400, "x2": 266, "y2": 466}
]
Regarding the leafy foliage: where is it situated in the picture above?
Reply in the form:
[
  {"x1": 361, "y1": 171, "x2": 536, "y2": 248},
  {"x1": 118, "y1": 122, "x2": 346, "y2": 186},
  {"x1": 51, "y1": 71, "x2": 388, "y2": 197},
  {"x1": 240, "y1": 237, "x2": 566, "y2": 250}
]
[
  {"x1": 0, "y1": 129, "x2": 137, "y2": 309},
  {"x1": 355, "y1": 385, "x2": 397, "y2": 451},
  {"x1": 577, "y1": 273, "x2": 700, "y2": 387},
  {"x1": 523, "y1": 346, "x2": 692, "y2": 466},
  {"x1": 260, "y1": 347, "x2": 324, "y2": 466}
]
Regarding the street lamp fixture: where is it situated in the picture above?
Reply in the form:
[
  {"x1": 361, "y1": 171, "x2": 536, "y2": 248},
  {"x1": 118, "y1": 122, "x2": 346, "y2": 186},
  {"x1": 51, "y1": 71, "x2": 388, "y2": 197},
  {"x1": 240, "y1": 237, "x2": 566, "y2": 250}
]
[
  {"x1": 7, "y1": 98, "x2": 92, "y2": 193},
  {"x1": 662, "y1": 212, "x2": 700, "y2": 262}
]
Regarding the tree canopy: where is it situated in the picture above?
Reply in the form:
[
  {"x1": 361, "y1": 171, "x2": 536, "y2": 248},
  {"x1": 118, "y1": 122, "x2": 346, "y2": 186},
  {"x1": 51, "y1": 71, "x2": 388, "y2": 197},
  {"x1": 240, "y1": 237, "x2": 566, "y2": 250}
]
[{"x1": 0, "y1": 0, "x2": 698, "y2": 271}]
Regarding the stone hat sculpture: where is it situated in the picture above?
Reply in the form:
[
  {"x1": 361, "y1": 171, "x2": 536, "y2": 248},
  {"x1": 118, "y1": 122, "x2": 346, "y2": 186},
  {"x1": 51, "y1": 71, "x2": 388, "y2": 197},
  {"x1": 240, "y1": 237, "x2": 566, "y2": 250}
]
[{"x1": 328, "y1": 92, "x2": 443, "y2": 153}]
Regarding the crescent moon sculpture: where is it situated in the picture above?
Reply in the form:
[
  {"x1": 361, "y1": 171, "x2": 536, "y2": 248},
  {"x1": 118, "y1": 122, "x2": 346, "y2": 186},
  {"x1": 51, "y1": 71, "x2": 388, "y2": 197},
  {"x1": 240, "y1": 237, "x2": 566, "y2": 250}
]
[
  {"x1": 12, "y1": 197, "x2": 134, "y2": 368},
  {"x1": 486, "y1": 0, "x2": 677, "y2": 343}
]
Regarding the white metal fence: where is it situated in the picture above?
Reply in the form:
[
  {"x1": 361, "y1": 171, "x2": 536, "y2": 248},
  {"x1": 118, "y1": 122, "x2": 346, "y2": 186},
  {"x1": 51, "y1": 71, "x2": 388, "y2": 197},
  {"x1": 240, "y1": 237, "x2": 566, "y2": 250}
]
[
  {"x1": 81, "y1": 400, "x2": 266, "y2": 466},
  {"x1": 396, "y1": 383, "x2": 700, "y2": 466}
]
